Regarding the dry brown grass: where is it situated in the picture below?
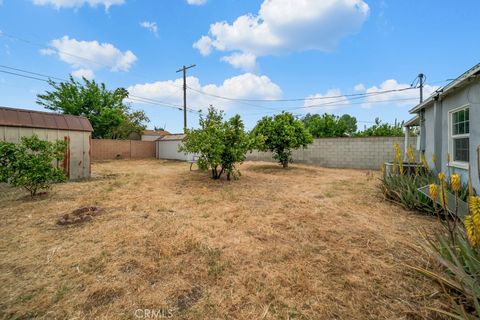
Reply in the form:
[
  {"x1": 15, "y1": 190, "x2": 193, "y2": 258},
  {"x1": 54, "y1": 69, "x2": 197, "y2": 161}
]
[{"x1": 0, "y1": 160, "x2": 446, "y2": 319}]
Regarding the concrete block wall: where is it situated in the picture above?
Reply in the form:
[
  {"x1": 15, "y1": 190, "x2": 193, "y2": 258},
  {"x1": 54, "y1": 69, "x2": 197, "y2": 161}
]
[
  {"x1": 247, "y1": 136, "x2": 418, "y2": 170},
  {"x1": 92, "y1": 139, "x2": 155, "y2": 160}
]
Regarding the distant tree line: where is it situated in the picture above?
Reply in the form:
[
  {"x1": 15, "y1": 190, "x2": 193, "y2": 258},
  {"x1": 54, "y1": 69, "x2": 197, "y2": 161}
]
[{"x1": 301, "y1": 113, "x2": 404, "y2": 138}]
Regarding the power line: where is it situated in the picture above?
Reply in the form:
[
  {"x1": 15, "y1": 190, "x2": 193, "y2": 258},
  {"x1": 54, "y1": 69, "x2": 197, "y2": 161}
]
[
  {"x1": 244, "y1": 97, "x2": 419, "y2": 116},
  {"x1": 186, "y1": 85, "x2": 417, "y2": 103},
  {"x1": 0, "y1": 64, "x2": 66, "y2": 82},
  {"x1": 0, "y1": 31, "x2": 184, "y2": 91},
  {"x1": 0, "y1": 69, "x2": 53, "y2": 82},
  {"x1": 0, "y1": 66, "x2": 200, "y2": 113}
]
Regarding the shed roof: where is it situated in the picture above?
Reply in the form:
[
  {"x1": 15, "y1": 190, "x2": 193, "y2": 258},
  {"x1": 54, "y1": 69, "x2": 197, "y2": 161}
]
[
  {"x1": 0, "y1": 106, "x2": 93, "y2": 132},
  {"x1": 157, "y1": 133, "x2": 186, "y2": 141}
]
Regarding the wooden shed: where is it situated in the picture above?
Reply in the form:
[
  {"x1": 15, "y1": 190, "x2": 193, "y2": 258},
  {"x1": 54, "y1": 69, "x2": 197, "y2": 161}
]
[{"x1": 0, "y1": 106, "x2": 93, "y2": 180}]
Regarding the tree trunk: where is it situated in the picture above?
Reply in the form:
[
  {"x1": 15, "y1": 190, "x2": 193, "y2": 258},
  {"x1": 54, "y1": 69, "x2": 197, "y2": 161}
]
[{"x1": 282, "y1": 161, "x2": 288, "y2": 168}]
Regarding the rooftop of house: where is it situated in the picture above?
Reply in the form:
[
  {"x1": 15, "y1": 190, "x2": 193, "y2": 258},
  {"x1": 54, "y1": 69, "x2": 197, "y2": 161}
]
[
  {"x1": 0, "y1": 106, "x2": 93, "y2": 132},
  {"x1": 142, "y1": 129, "x2": 170, "y2": 137},
  {"x1": 409, "y1": 63, "x2": 480, "y2": 114},
  {"x1": 157, "y1": 133, "x2": 186, "y2": 141}
]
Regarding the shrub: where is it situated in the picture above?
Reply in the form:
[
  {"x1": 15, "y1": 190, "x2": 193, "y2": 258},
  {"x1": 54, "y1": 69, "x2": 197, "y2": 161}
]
[
  {"x1": 0, "y1": 135, "x2": 67, "y2": 196},
  {"x1": 251, "y1": 112, "x2": 313, "y2": 168},
  {"x1": 380, "y1": 144, "x2": 469, "y2": 214},
  {"x1": 355, "y1": 117, "x2": 404, "y2": 137},
  {"x1": 380, "y1": 173, "x2": 436, "y2": 213},
  {"x1": 411, "y1": 185, "x2": 480, "y2": 319},
  {"x1": 179, "y1": 107, "x2": 251, "y2": 180}
]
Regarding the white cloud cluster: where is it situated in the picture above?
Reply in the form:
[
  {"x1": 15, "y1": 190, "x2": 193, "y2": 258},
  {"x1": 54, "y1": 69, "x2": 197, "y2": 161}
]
[
  {"x1": 194, "y1": 0, "x2": 369, "y2": 69},
  {"x1": 41, "y1": 36, "x2": 137, "y2": 79},
  {"x1": 359, "y1": 79, "x2": 439, "y2": 108},
  {"x1": 71, "y1": 68, "x2": 95, "y2": 80},
  {"x1": 303, "y1": 79, "x2": 440, "y2": 111},
  {"x1": 303, "y1": 89, "x2": 349, "y2": 110},
  {"x1": 220, "y1": 52, "x2": 257, "y2": 72},
  {"x1": 127, "y1": 73, "x2": 282, "y2": 111},
  {"x1": 140, "y1": 21, "x2": 158, "y2": 37},
  {"x1": 186, "y1": 0, "x2": 207, "y2": 5},
  {"x1": 32, "y1": 0, "x2": 124, "y2": 9}
]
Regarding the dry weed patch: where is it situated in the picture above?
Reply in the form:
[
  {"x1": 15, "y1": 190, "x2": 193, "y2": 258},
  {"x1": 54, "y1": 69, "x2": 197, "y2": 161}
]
[{"x1": 0, "y1": 159, "x2": 446, "y2": 319}]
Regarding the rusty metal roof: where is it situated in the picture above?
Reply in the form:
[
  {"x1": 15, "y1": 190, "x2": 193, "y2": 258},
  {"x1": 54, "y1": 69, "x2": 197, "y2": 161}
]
[{"x1": 0, "y1": 106, "x2": 93, "y2": 132}]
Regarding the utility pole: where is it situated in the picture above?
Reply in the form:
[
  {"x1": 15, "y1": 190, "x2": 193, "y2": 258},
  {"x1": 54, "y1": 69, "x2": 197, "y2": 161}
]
[
  {"x1": 418, "y1": 73, "x2": 424, "y2": 103},
  {"x1": 176, "y1": 64, "x2": 196, "y2": 132}
]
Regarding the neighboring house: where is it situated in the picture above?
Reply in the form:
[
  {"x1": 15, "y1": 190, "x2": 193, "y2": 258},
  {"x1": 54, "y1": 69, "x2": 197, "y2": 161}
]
[
  {"x1": 0, "y1": 106, "x2": 93, "y2": 180},
  {"x1": 141, "y1": 129, "x2": 170, "y2": 141},
  {"x1": 408, "y1": 63, "x2": 480, "y2": 193},
  {"x1": 155, "y1": 133, "x2": 195, "y2": 161}
]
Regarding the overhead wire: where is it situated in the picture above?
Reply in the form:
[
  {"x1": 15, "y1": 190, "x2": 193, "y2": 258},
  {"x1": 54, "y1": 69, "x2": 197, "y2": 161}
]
[{"x1": 0, "y1": 64, "x2": 200, "y2": 113}]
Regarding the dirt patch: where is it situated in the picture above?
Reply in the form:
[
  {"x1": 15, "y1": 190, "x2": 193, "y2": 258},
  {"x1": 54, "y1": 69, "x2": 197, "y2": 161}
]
[
  {"x1": 83, "y1": 287, "x2": 124, "y2": 311},
  {"x1": 175, "y1": 287, "x2": 203, "y2": 312},
  {"x1": 57, "y1": 206, "x2": 104, "y2": 225},
  {"x1": 0, "y1": 159, "x2": 446, "y2": 319}
]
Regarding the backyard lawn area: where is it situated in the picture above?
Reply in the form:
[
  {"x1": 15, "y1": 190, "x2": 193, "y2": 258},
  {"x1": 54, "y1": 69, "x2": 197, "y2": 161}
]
[{"x1": 1, "y1": 159, "x2": 445, "y2": 319}]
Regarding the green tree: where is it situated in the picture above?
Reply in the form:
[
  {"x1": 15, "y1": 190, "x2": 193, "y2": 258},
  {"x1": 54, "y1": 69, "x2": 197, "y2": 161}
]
[
  {"x1": 0, "y1": 135, "x2": 66, "y2": 196},
  {"x1": 36, "y1": 77, "x2": 149, "y2": 139},
  {"x1": 356, "y1": 118, "x2": 404, "y2": 137},
  {"x1": 252, "y1": 112, "x2": 313, "y2": 168},
  {"x1": 179, "y1": 107, "x2": 251, "y2": 180},
  {"x1": 302, "y1": 113, "x2": 357, "y2": 138},
  {"x1": 339, "y1": 114, "x2": 357, "y2": 135}
]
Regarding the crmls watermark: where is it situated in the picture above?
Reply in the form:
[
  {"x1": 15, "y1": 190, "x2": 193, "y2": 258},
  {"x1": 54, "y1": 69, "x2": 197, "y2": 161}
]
[{"x1": 134, "y1": 308, "x2": 175, "y2": 319}]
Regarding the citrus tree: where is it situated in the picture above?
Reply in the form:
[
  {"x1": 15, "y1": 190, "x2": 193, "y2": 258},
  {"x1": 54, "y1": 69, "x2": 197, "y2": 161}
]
[
  {"x1": 252, "y1": 112, "x2": 313, "y2": 168},
  {"x1": 179, "y1": 107, "x2": 251, "y2": 180},
  {"x1": 0, "y1": 135, "x2": 66, "y2": 196}
]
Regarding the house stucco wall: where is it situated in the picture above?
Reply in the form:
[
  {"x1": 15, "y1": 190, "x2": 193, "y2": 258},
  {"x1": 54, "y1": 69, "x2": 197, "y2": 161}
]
[
  {"x1": 0, "y1": 126, "x2": 91, "y2": 180},
  {"x1": 422, "y1": 79, "x2": 480, "y2": 193}
]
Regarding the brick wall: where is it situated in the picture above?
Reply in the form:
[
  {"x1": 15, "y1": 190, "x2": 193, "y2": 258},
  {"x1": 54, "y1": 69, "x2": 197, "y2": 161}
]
[
  {"x1": 91, "y1": 139, "x2": 155, "y2": 160},
  {"x1": 247, "y1": 136, "x2": 418, "y2": 170}
]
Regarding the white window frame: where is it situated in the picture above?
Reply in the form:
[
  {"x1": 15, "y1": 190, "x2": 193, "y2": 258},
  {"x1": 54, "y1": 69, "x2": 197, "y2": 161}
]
[{"x1": 448, "y1": 104, "x2": 470, "y2": 170}]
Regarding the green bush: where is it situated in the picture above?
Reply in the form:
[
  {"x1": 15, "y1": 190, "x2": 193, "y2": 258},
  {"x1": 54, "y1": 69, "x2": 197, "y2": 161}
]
[
  {"x1": 0, "y1": 135, "x2": 67, "y2": 196},
  {"x1": 251, "y1": 112, "x2": 313, "y2": 168},
  {"x1": 409, "y1": 195, "x2": 480, "y2": 319},
  {"x1": 179, "y1": 107, "x2": 251, "y2": 180},
  {"x1": 380, "y1": 172, "x2": 436, "y2": 214},
  {"x1": 412, "y1": 230, "x2": 480, "y2": 319}
]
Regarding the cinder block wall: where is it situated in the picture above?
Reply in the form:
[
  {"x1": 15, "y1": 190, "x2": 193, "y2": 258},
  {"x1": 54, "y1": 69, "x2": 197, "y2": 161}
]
[
  {"x1": 247, "y1": 136, "x2": 418, "y2": 170},
  {"x1": 92, "y1": 139, "x2": 155, "y2": 160}
]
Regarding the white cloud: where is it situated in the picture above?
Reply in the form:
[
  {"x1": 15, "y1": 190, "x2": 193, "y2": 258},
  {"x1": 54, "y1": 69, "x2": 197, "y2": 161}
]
[
  {"x1": 127, "y1": 73, "x2": 282, "y2": 111},
  {"x1": 140, "y1": 21, "x2": 159, "y2": 37},
  {"x1": 354, "y1": 83, "x2": 365, "y2": 92},
  {"x1": 186, "y1": 0, "x2": 207, "y2": 5},
  {"x1": 71, "y1": 68, "x2": 95, "y2": 80},
  {"x1": 32, "y1": 0, "x2": 124, "y2": 9},
  {"x1": 221, "y1": 53, "x2": 257, "y2": 71},
  {"x1": 194, "y1": 0, "x2": 369, "y2": 62},
  {"x1": 193, "y1": 36, "x2": 214, "y2": 56},
  {"x1": 44, "y1": 36, "x2": 137, "y2": 72},
  {"x1": 361, "y1": 79, "x2": 439, "y2": 108},
  {"x1": 304, "y1": 89, "x2": 350, "y2": 111},
  {"x1": 39, "y1": 48, "x2": 56, "y2": 56}
]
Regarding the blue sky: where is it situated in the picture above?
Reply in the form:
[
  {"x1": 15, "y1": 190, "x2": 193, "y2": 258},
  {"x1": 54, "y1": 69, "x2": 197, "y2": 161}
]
[{"x1": 0, "y1": 0, "x2": 479, "y2": 133}]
